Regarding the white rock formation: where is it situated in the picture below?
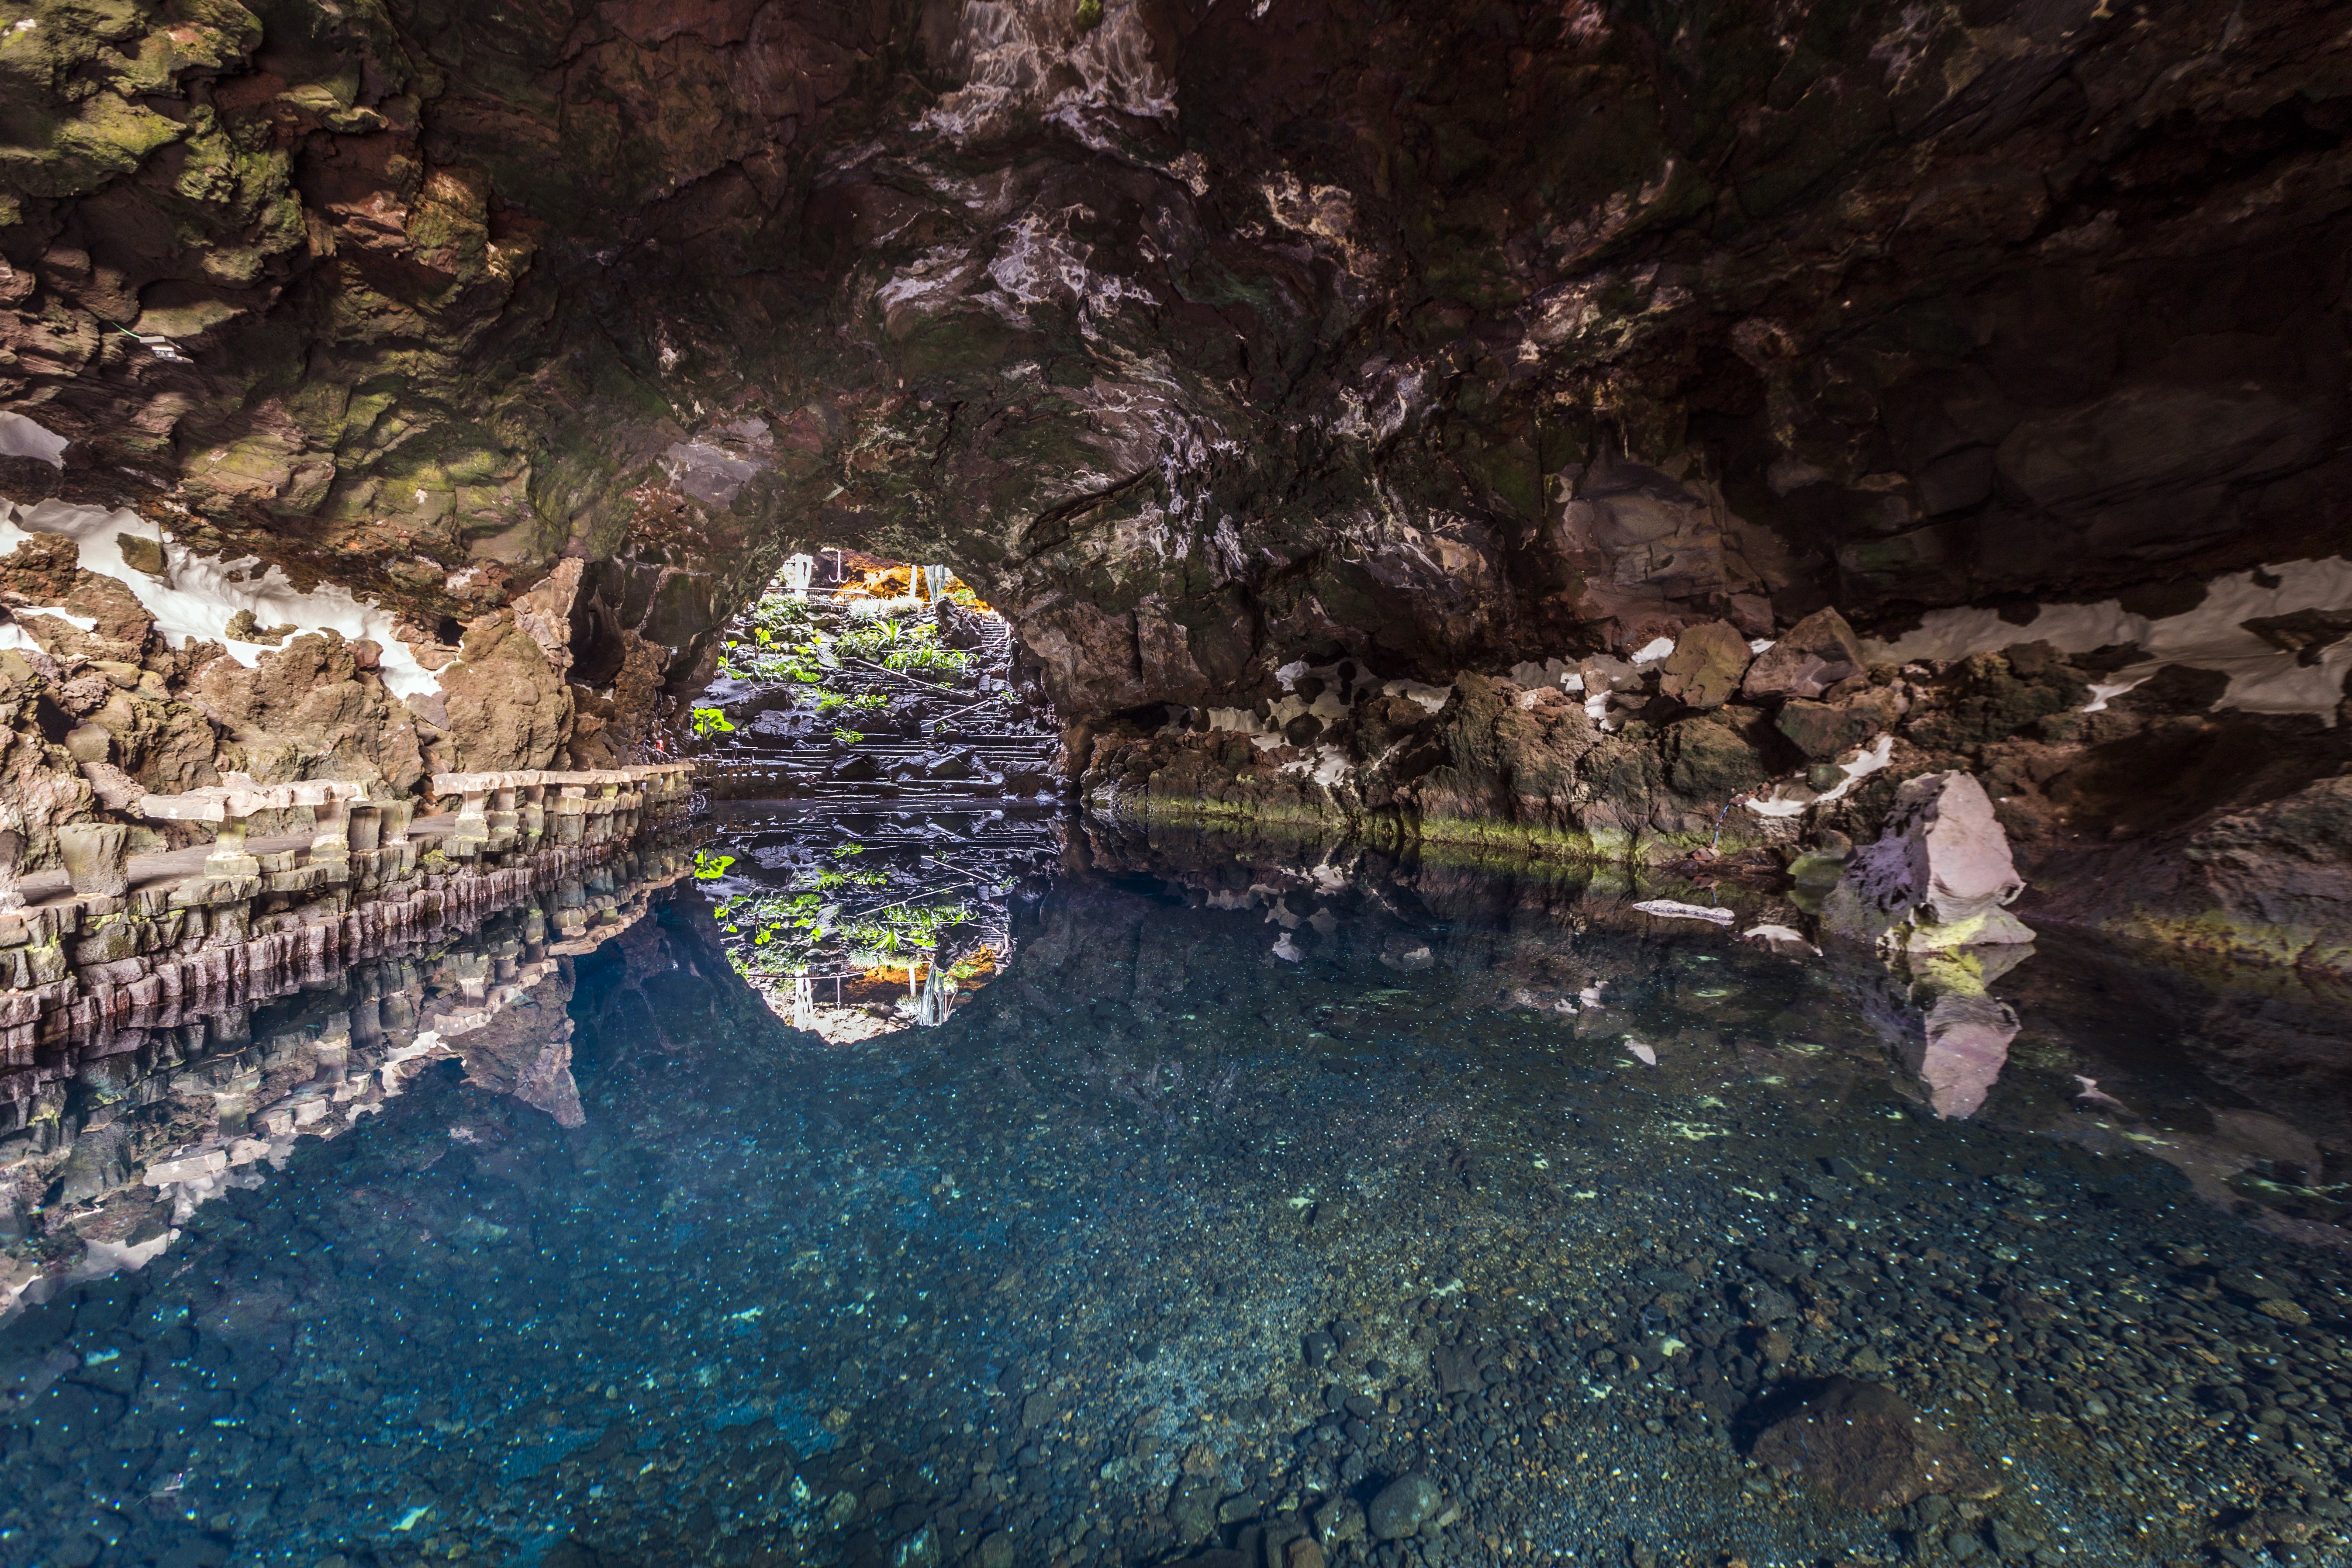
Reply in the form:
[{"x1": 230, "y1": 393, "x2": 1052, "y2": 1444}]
[{"x1": 1823, "y1": 770, "x2": 2032, "y2": 952}]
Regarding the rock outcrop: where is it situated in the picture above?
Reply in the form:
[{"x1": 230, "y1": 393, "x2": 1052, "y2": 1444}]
[
  {"x1": 1749, "y1": 1379, "x2": 1992, "y2": 1512},
  {"x1": 1822, "y1": 771, "x2": 2031, "y2": 953}
]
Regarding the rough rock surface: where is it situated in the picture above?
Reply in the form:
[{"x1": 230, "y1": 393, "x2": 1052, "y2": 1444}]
[
  {"x1": 1655, "y1": 621, "x2": 1751, "y2": 711},
  {"x1": 191, "y1": 631, "x2": 425, "y2": 790},
  {"x1": 1749, "y1": 1378, "x2": 1992, "y2": 1512},
  {"x1": 2, "y1": 0, "x2": 2347, "y2": 724},
  {"x1": 1743, "y1": 608, "x2": 1865, "y2": 702},
  {"x1": 1823, "y1": 771, "x2": 2031, "y2": 951}
]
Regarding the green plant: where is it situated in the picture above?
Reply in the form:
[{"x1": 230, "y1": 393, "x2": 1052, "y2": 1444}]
[
  {"x1": 833, "y1": 618, "x2": 902, "y2": 661},
  {"x1": 693, "y1": 850, "x2": 736, "y2": 880},
  {"x1": 843, "y1": 899, "x2": 971, "y2": 953},
  {"x1": 1075, "y1": 0, "x2": 1103, "y2": 29},
  {"x1": 831, "y1": 727, "x2": 864, "y2": 745},
  {"x1": 691, "y1": 707, "x2": 736, "y2": 737}
]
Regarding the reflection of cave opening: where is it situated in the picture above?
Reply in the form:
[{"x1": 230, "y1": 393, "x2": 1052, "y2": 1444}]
[{"x1": 685, "y1": 549, "x2": 1065, "y2": 1039}]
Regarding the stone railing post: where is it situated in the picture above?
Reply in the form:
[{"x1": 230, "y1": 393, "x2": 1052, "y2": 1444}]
[
  {"x1": 204, "y1": 808, "x2": 259, "y2": 878},
  {"x1": 487, "y1": 785, "x2": 519, "y2": 852},
  {"x1": 450, "y1": 783, "x2": 490, "y2": 856},
  {"x1": 307, "y1": 793, "x2": 352, "y2": 863},
  {"x1": 0, "y1": 825, "x2": 24, "y2": 911},
  {"x1": 552, "y1": 785, "x2": 587, "y2": 845},
  {"x1": 520, "y1": 783, "x2": 547, "y2": 850},
  {"x1": 57, "y1": 822, "x2": 130, "y2": 898}
]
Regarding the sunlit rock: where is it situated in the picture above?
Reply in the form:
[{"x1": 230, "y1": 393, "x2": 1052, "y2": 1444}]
[{"x1": 1824, "y1": 771, "x2": 2031, "y2": 953}]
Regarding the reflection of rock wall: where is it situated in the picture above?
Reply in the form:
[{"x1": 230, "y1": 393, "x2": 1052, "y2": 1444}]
[
  {"x1": 1081, "y1": 822, "x2": 2348, "y2": 1191},
  {"x1": 0, "y1": 845, "x2": 692, "y2": 1318}
]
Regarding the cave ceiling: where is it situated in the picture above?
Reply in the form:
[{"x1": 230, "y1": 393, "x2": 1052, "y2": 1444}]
[{"x1": 2, "y1": 0, "x2": 2348, "y2": 718}]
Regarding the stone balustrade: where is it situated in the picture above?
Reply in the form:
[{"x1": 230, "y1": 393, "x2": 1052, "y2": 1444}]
[{"x1": 139, "y1": 773, "x2": 371, "y2": 880}]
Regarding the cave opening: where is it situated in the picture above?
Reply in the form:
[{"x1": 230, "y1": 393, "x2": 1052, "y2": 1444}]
[{"x1": 679, "y1": 546, "x2": 1067, "y2": 1041}]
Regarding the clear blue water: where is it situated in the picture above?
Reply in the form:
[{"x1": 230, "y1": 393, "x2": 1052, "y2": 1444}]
[{"x1": 3, "y1": 818, "x2": 2348, "y2": 1568}]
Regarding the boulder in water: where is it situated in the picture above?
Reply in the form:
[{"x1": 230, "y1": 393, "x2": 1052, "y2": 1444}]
[
  {"x1": 1824, "y1": 771, "x2": 2031, "y2": 951},
  {"x1": 1748, "y1": 1377, "x2": 1993, "y2": 1511}
]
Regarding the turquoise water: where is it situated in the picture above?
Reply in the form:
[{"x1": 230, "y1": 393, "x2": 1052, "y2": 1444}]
[{"x1": 2, "y1": 819, "x2": 2347, "y2": 1568}]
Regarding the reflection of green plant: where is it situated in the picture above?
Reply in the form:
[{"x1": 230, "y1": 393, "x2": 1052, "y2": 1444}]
[
  {"x1": 843, "y1": 900, "x2": 970, "y2": 953},
  {"x1": 812, "y1": 867, "x2": 888, "y2": 891},
  {"x1": 694, "y1": 850, "x2": 736, "y2": 880},
  {"x1": 832, "y1": 844, "x2": 864, "y2": 857},
  {"x1": 830, "y1": 727, "x2": 864, "y2": 745},
  {"x1": 691, "y1": 707, "x2": 735, "y2": 737}
]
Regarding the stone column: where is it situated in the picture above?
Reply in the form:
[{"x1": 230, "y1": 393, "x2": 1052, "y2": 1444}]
[
  {"x1": 449, "y1": 786, "x2": 491, "y2": 857},
  {"x1": 552, "y1": 787, "x2": 587, "y2": 846},
  {"x1": 487, "y1": 786, "x2": 519, "y2": 853},
  {"x1": 57, "y1": 822, "x2": 130, "y2": 898},
  {"x1": 0, "y1": 827, "x2": 24, "y2": 911},
  {"x1": 348, "y1": 805, "x2": 383, "y2": 853},
  {"x1": 309, "y1": 796, "x2": 352, "y2": 863},
  {"x1": 205, "y1": 812, "x2": 259, "y2": 878},
  {"x1": 519, "y1": 784, "x2": 547, "y2": 850}
]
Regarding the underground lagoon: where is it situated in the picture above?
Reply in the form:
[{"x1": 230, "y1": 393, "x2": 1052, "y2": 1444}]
[{"x1": 6, "y1": 0, "x2": 2352, "y2": 1562}]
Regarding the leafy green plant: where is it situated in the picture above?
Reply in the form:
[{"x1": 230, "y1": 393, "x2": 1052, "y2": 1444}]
[
  {"x1": 843, "y1": 899, "x2": 971, "y2": 953},
  {"x1": 884, "y1": 643, "x2": 970, "y2": 677},
  {"x1": 814, "y1": 691, "x2": 887, "y2": 715},
  {"x1": 830, "y1": 727, "x2": 865, "y2": 745},
  {"x1": 691, "y1": 707, "x2": 736, "y2": 737},
  {"x1": 833, "y1": 618, "x2": 902, "y2": 661},
  {"x1": 693, "y1": 850, "x2": 736, "y2": 880}
]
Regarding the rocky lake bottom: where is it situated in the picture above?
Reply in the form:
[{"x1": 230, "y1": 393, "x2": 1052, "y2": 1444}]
[{"x1": 2, "y1": 816, "x2": 2348, "y2": 1568}]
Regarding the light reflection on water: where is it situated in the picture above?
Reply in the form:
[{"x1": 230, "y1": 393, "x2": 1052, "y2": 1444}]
[{"x1": 1, "y1": 819, "x2": 2347, "y2": 1568}]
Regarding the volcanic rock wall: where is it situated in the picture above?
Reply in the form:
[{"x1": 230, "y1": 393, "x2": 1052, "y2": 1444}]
[{"x1": 2, "y1": 0, "x2": 2349, "y2": 949}]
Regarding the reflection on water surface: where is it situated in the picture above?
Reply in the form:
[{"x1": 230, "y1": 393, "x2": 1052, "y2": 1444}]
[{"x1": 2, "y1": 820, "x2": 2348, "y2": 1568}]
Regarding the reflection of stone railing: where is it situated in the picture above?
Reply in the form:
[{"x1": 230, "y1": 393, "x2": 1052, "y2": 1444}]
[
  {"x1": 0, "y1": 845, "x2": 694, "y2": 1317},
  {"x1": 428, "y1": 764, "x2": 694, "y2": 858}
]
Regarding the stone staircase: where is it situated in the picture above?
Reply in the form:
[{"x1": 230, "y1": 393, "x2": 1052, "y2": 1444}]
[{"x1": 693, "y1": 596, "x2": 1060, "y2": 804}]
